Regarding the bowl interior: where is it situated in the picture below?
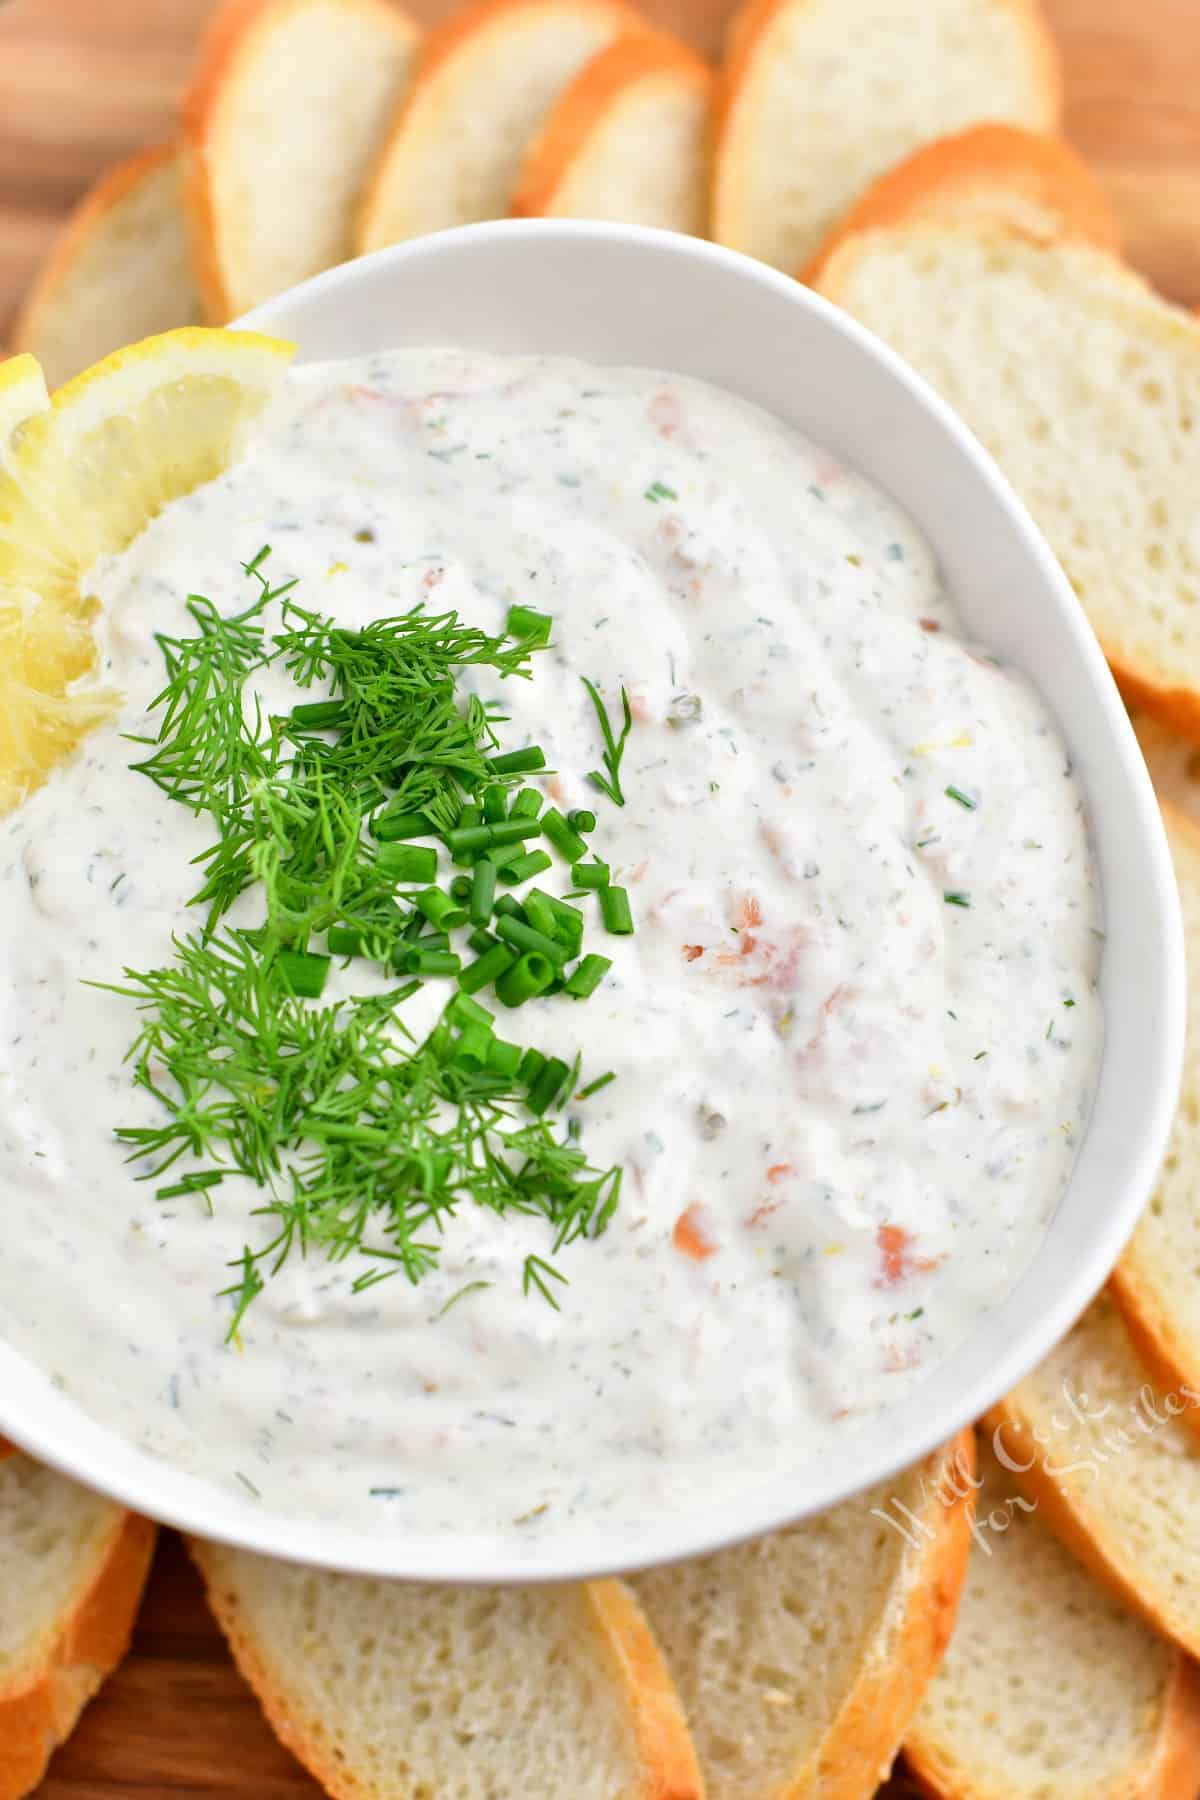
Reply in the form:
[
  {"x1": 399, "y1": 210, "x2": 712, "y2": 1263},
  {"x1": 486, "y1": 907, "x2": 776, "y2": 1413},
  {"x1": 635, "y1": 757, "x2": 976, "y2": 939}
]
[{"x1": 0, "y1": 222, "x2": 1183, "y2": 1581}]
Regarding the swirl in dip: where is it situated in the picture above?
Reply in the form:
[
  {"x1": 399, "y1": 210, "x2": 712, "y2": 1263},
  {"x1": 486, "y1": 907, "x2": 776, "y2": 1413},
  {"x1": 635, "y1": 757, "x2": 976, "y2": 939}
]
[{"x1": 0, "y1": 349, "x2": 1102, "y2": 1540}]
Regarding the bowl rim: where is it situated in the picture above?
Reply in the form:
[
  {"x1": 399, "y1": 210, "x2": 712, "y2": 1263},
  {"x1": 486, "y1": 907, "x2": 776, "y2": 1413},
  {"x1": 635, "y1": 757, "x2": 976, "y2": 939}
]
[{"x1": 0, "y1": 217, "x2": 1185, "y2": 1583}]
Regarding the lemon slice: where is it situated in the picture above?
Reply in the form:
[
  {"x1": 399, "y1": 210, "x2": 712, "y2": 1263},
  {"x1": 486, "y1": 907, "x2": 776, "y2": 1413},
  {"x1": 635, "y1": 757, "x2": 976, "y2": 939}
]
[
  {"x1": 0, "y1": 326, "x2": 294, "y2": 811},
  {"x1": 0, "y1": 353, "x2": 50, "y2": 466}
]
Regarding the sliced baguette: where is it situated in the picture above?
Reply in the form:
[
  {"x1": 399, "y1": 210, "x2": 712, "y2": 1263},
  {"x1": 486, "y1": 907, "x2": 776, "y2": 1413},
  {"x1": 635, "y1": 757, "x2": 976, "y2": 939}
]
[
  {"x1": 1110, "y1": 803, "x2": 1200, "y2": 1429},
  {"x1": 711, "y1": 0, "x2": 1061, "y2": 274},
  {"x1": 904, "y1": 1432, "x2": 1200, "y2": 1800},
  {"x1": 985, "y1": 1293, "x2": 1200, "y2": 1661},
  {"x1": 189, "y1": 1540, "x2": 703, "y2": 1800},
  {"x1": 812, "y1": 222, "x2": 1200, "y2": 739},
  {"x1": 511, "y1": 33, "x2": 713, "y2": 234},
  {"x1": 182, "y1": 0, "x2": 420, "y2": 321},
  {"x1": 629, "y1": 1433, "x2": 974, "y2": 1800},
  {"x1": 0, "y1": 1456, "x2": 157, "y2": 1800},
  {"x1": 10, "y1": 144, "x2": 202, "y2": 389},
  {"x1": 356, "y1": 0, "x2": 637, "y2": 252},
  {"x1": 800, "y1": 123, "x2": 1119, "y2": 282}
]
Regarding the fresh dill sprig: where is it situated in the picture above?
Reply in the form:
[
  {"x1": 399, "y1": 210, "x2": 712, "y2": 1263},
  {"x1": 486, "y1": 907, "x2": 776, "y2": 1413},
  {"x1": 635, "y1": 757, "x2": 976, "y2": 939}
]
[{"x1": 581, "y1": 678, "x2": 633, "y2": 807}]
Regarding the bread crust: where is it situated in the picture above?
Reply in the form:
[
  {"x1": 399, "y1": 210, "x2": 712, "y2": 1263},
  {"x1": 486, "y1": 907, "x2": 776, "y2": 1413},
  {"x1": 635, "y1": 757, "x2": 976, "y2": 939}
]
[
  {"x1": 182, "y1": 0, "x2": 419, "y2": 322},
  {"x1": 802, "y1": 123, "x2": 1119, "y2": 285},
  {"x1": 905, "y1": 1650, "x2": 1200, "y2": 1800},
  {"x1": 510, "y1": 32, "x2": 711, "y2": 220},
  {"x1": 10, "y1": 145, "x2": 182, "y2": 355},
  {"x1": 983, "y1": 1380, "x2": 1200, "y2": 1659},
  {"x1": 1108, "y1": 663, "x2": 1200, "y2": 748},
  {"x1": 0, "y1": 1506, "x2": 156, "y2": 1800},
  {"x1": 356, "y1": 0, "x2": 638, "y2": 252},
  {"x1": 190, "y1": 1542, "x2": 703, "y2": 1800},
  {"x1": 583, "y1": 1580, "x2": 705, "y2": 1800},
  {"x1": 710, "y1": 0, "x2": 1063, "y2": 256},
  {"x1": 790, "y1": 1430, "x2": 977, "y2": 1800},
  {"x1": 1109, "y1": 802, "x2": 1200, "y2": 1442}
]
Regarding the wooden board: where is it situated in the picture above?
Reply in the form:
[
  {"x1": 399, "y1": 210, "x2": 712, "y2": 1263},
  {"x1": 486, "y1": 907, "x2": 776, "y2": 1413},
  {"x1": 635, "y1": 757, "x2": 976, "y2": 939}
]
[{"x1": 4, "y1": 0, "x2": 1200, "y2": 1794}]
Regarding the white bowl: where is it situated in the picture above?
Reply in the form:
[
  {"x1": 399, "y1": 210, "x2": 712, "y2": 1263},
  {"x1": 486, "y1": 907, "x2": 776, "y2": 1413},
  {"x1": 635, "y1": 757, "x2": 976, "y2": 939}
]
[{"x1": 0, "y1": 221, "x2": 1184, "y2": 1582}]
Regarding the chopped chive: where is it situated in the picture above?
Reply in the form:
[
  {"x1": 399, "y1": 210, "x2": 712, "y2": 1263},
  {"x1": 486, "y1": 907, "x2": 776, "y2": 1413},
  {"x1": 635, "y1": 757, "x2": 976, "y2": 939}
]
[
  {"x1": 450, "y1": 803, "x2": 484, "y2": 865},
  {"x1": 599, "y1": 885, "x2": 634, "y2": 935},
  {"x1": 372, "y1": 808, "x2": 432, "y2": 843},
  {"x1": 507, "y1": 604, "x2": 553, "y2": 646},
  {"x1": 519, "y1": 1047, "x2": 547, "y2": 1085},
  {"x1": 577, "y1": 1070, "x2": 616, "y2": 1100},
  {"x1": 482, "y1": 783, "x2": 508, "y2": 823},
  {"x1": 415, "y1": 886, "x2": 468, "y2": 930},
  {"x1": 492, "y1": 894, "x2": 527, "y2": 923},
  {"x1": 644, "y1": 480, "x2": 678, "y2": 503},
  {"x1": 498, "y1": 849, "x2": 553, "y2": 886},
  {"x1": 443, "y1": 817, "x2": 543, "y2": 856},
  {"x1": 564, "y1": 953, "x2": 612, "y2": 998},
  {"x1": 449, "y1": 874, "x2": 473, "y2": 901},
  {"x1": 944, "y1": 785, "x2": 977, "y2": 811},
  {"x1": 523, "y1": 889, "x2": 560, "y2": 940},
  {"x1": 487, "y1": 1037, "x2": 524, "y2": 1077},
  {"x1": 447, "y1": 991, "x2": 495, "y2": 1030},
  {"x1": 457, "y1": 942, "x2": 517, "y2": 994},
  {"x1": 290, "y1": 699, "x2": 348, "y2": 728},
  {"x1": 943, "y1": 891, "x2": 971, "y2": 909},
  {"x1": 529, "y1": 888, "x2": 584, "y2": 953},
  {"x1": 496, "y1": 951, "x2": 556, "y2": 1007},
  {"x1": 408, "y1": 929, "x2": 449, "y2": 953},
  {"x1": 467, "y1": 926, "x2": 497, "y2": 954},
  {"x1": 527, "y1": 1057, "x2": 570, "y2": 1114},
  {"x1": 398, "y1": 946, "x2": 460, "y2": 977},
  {"x1": 327, "y1": 925, "x2": 363, "y2": 957},
  {"x1": 510, "y1": 787, "x2": 544, "y2": 820},
  {"x1": 542, "y1": 807, "x2": 587, "y2": 863},
  {"x1": 572, "y1": 860, "x2": 610, "y2": 890},
  {"x1": 469, "y1": 857, "x2": 497, "y2": 925},
  {"x1": 567, "y1": 809, "x2": 596, "y2": 834},
  {"x1": 452, "y1": 1021, "x2": 494, "y2": 1071},
  {"x1": 489, "y1": 746, "x2": 546, "y2": 776},
  {"x1": 276, "y1": 949, "x2": 330, "y2": 997},
  {"x1": 377, "y1": 842, "x2": 438, "y2": 884},
  {"x1": 495, "y1": 914, "x2": 569, "y2": 966}
]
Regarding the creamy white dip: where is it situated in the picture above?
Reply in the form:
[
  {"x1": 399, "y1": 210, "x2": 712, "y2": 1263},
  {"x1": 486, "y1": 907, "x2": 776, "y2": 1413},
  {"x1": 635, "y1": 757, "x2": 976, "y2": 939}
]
[{"x1": 0, "y1": 349, "x2": 1102, "y2": 1541}]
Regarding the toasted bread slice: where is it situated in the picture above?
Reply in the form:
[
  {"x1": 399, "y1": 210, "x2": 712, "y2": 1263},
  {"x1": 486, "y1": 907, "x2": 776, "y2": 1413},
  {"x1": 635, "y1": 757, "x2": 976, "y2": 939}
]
[
  {"x1": 1109, "y1": 804, "x2": 1200, "y2": 1427},
  {"x1": 904, "y1": 1432, "x2": 1200, "y2": 1800},
  {"x1": 711, "y1": 0, "x2": 1060, "y2": 274},
  {"x1": 356, "y1": 0, "x2": 637, "y2": 252},
  {"x1": 812, "y1": 222, "x2": 1200, "y2": 739},
  {"x1": 182, "y1": 0, "x2": 420, "y2": 320},
  {"x1": 629, "y1": 1433, "x2": 974, "y2": 1800},
  {"x1": 0, "y1": 1455, "x2": 156, "y2": 1800},
  {"x1": 10, "y1": 145, "x2": 202, "y2": 388},
  {"x1": 800, "y1": 123, "x2": 1119, "y2": 282},
  {"x1": 189, "y1": 1540, "x2": 702, "y2": 1800},
  {"x1": 512, "y1": 33, "x2": 712, "y2": 233},
  {"x1": 985, "y1": 1293, "x2": 1200, "y2": 1661}
]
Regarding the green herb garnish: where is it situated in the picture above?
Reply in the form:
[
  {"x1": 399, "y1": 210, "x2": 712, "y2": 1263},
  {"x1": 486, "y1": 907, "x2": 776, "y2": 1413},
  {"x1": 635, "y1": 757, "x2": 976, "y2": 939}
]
[
  {"x1": 582, "y1": 678, "x2": 633, "y2": 807},
  {"x1": 103, "y1": 552, "x2": 626, "y2": 1331}
]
